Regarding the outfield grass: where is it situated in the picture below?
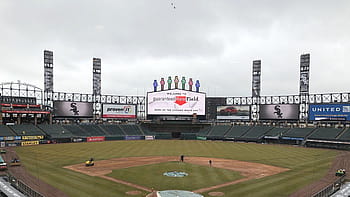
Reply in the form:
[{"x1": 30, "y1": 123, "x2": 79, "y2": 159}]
[
  {"x1": 14, "y1": 140, "x2": 338, "y2": 197},
  {"x1": 107, "y1": 161, "x2": 243, "y2": 191}
]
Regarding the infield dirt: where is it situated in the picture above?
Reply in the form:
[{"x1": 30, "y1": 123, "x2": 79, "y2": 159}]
[{"x1": 64, "y1": 156, "x2": 289, "y2": 193}]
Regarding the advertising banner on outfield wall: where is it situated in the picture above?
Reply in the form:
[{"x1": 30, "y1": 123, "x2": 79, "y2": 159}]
[
  {"x1": 21, "y1": 141, "x2": 39, "y2": 146},
  {"x1": 145, "y1": 136, "x2": 155, "y2": 140},
  {"x1": 259, "y1": 104, "x2": 299, "y2": 120},
  {"x1": 125, "y1": 136, "x2": 143, "y2": 140},
  {"x1": 73, "y1": 138, "x2": 83, "y2": 143},
  {"x1": 309, "y1": 104, "x2": 350, "y2": 121},
  {"x1": 217, "y1": 105, "x2": 250, "y2": 120},
  {"x1": 22, "y1": 136, "x2": 44, "y2": 140},
  {"x1": 3, "y1": 136, "x2": 14, "y2": 141},
  {"x1": 53, "y1": 101, "x2": 93, "y2": 117},
  {"x1": 6, "y1": 142, "x2": 20, "y2": 147},
  {"x1": 147, "y1": 89, "x2": 206, "y2": 116},
  {"x1": 87, "y1": 136, "x2": 105, "y2": 142},
  {"x1": 102, "y1": 104, "x2": 136, "y2": 118}
]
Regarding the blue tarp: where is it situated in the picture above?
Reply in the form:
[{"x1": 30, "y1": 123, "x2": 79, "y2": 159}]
[{"x1": 157, "y1": 190, "x2": 203, "y2": 197}]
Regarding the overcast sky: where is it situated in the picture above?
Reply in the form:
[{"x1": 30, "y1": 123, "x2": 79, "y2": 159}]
[{"x1": 1, "y1": 0, "x2": 349, "y2": 97}]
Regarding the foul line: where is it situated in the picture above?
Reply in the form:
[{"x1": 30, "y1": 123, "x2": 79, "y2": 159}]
[{"x1": 99, "y1": 175, "x2": 153, "y2": 192}]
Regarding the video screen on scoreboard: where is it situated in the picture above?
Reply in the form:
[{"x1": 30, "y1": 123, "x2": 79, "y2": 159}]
[
  {"x1": 53, "y1": 101, "x2": 93, "y2": 117},
  {"x1": 102, "y1": 104, "x2": 136, "y2": 119},
  {"x1": 259, "y1": 104, "x2": 299, "y2": 120},
  {"x1": 147, "y1": 89, "x2": 206, "y2": 115},
  {"x1": 309, "y1": 104, "x2": 350, "y2": 121},
  {"x1": 217, "y1": 105, "x2": 250, "y2": 120}
]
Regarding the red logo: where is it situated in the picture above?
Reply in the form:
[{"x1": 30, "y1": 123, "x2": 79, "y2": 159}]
[
  {"x1": 175, "y1": 96, "x2": 187, "y2": 105},
  {"x1": 87, "y1": 136, "x2": 105, "y2": 142}
]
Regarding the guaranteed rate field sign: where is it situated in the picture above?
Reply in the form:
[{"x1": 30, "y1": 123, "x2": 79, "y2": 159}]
[
  {"x1": 309, "y1": 104, "x2": 350, "y2": 121},
  {"x1": 102, "y1": 104, "x2": 136, "y2": 118},
  {"x1": 147, "y1": 89, "x2": 206, "y2": 115}
]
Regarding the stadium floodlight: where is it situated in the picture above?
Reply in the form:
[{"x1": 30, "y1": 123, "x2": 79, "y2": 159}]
[
  {"x1": 44, "y1": 50, "x2": 53, "y2": 92},
  {"x1": 252, "y1": 60, "x2": 261, "y2": 98},
  {"x1": 93, "y1": 58, "x2": 102, "y2": 95},
  {"x1": 299, "y1": 54, "x2": 310, "y2": 96}
]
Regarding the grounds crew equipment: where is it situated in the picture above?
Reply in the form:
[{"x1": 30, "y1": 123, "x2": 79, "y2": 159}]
[
  {"x1": 335, "y1": 169, "x2": 346, "y2": 176},
  {"x1": 0, "y1": 156, "x2": 7, "y2": 170},
  {"x1": 10, "y1": 158, "x2": 21, "y2": 167},
  {"x1": 85, "y1": 158, "x2": 94, "y2": 167}
]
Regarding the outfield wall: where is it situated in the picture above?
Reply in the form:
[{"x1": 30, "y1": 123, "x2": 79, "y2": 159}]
[{"x1": 2, "y1": 123, "x2": 350, "y2": 150}]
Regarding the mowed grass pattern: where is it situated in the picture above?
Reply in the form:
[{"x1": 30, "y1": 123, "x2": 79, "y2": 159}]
[
  {"x1": 107, "y1": 161, "x2": 243, "y2": 191},
  {"x1": 14, "y1": 140, "x2": 338, "y2": 197}
]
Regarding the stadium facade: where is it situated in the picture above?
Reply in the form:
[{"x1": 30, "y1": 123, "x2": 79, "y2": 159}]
[
  {"x1": 1, "y1": 51, "x2": 349, "y2": 197},
  {"x1": 0, "y1": 51, "x2": 349, "y2": 147}
]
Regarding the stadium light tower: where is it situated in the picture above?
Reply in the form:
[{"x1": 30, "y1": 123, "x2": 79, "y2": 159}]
[
  {"x1": 251, "y1": 60, "x2": 261, "y2": 121},
  {"x1": 299, "y1": 54, "x2": 310, "y2": 96},
  {"x1": 44, "y1": 50, "x2": 54, "y2": 93},
  {"x1": 43, "y1": 50, "x2": 54, "y2": 123},
  {"x1": 92, "y1": 58, "x2": 102, "y2": 121},
  {"x1": 252, "y1": 60, "x2": 261, "y2": 98},
  {"x1": 44, "y1": 50, "x2": 54, "y2": 111},
  {"x1": 92, "y1": 58, "x2": 101, "y2": 95},
  {"x1": 299, "y1": 54, "x2": 310, "y2": 121}
]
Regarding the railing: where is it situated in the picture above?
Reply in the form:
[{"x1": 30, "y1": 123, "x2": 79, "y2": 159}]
[
  {"x1": 312, "y1": 175, "x2": 345, "y2": 197},
  {"x1": 7, "y1": 173, "x2": 44, "y2": 197}
]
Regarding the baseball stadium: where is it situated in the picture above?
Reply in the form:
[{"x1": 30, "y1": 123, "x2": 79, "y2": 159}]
[{"x1": 1, "y1": 51, "x2": 350, "y2": 197}]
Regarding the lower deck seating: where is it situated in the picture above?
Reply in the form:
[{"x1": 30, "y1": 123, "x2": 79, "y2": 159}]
[
  {"x1": 225, "y1": 126, "x2": 252, "y2": 138},
  {"x1": 120, "y1": 125, "x2": 143, "y2": 135},
  {"x1": 37, "y1": 124, "x2": 73, "y2": 138},
  {"x1": 9, "y1": 124, "x2": 45, "y2": 136},
  {"x1": 264, "y1": 127, "x2": 290, "y2": 138},
  {"x1": 197, "y1": 126, "x2": 213, "y2": 137},
  {"x1": 2, "y1": 123, "x2": 349, "y2": 144},
  {"x1": 62, "y1": 125, "x2": 89, "y2": 137},
  {"x1": 208, "y1": 125, "x2": 231, "y2": 137},
  {"x1": 242, "y1": 126, "x2": 273, "y2": 139},
  {"x1": 282, "y1": 128, "x2": 315, "y2": 138},
  {"x1": 140, "y1": 126, "x2": 157, "y2": 135},
  {"x1": 79, "y1": 125, "x2": 107, "y2": 136},
  {"x1": 98, "y1": 125, "x2": 126, "y2": 136},
  {"x1": 337, "y1": 128, "x2": 350, "y2": 141},
  {"x1": 308, "y1": 128, "x2": 344, "y2": 140},
  {"x1": 0, "y1": 125, "x2": 16, "y2": 137}
]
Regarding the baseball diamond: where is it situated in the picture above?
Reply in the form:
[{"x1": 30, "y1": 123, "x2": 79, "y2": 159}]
[{"x1": 3, "y1": 140, "x2": 347, "y2": 197}]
